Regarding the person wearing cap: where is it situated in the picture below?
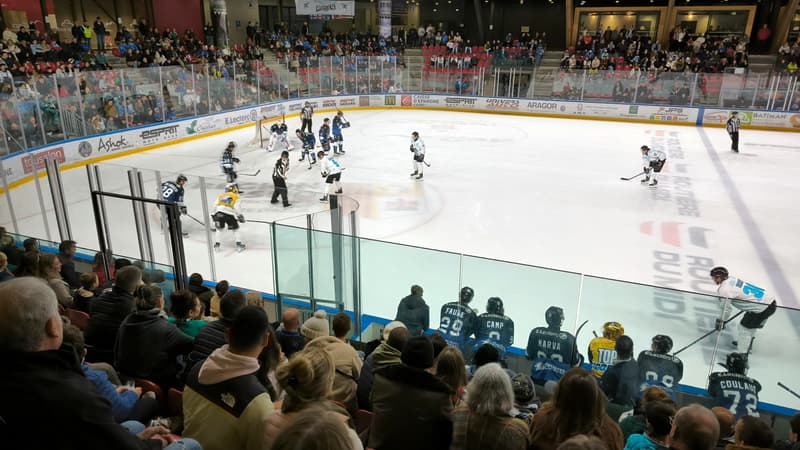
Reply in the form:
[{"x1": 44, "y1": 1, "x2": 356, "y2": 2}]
[
  {"x1": 726, "y1": 111, "x2": 741, "y2": 152},
  {"x1": 357, "y1": 323, "x2": 409, "y2": 411},
  {"x1": 301, "y1": 309, "x2": 330, "y2": 341},
  {"x1": 369, "y1": 335, "x2": 454, "y2": 450}
]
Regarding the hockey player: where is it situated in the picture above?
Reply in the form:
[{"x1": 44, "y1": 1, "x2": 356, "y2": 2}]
[
  {"x1": 474, "y1": 297, "x2": 514, "y2": 360},
  {"x1": 317, "y1": 150, "x2": 343, "y2": 202},
  {"x1": 267, "y1": 122, "x2": 282, "y2": 152},
  {"x1": 640, "y1": 145, "x2": 667, "y2": 187},
  {"x1": 710, "y1": 267, "x2": 778, "y2": 354},
  {"x1": 410, "y1": 131, "x2": 425, "y2": 180},
  {"x1": 526, "y1": 306, "x2": 582, "y2": 384},
  {"x1": 637, "y1": 334, "x2": 684, "y2": 393},
  {"x1": 220, "y1": 141, "x2": 241, "y2": 192},
  {"x1": 319, "y1": 118, "x2": 331, "y2": 153},
  {"x1": 727, "y1": 111, "x2": 741, "y2": 152},
  {"x1": 212, "y1": 183, "x2": 246, "y2": 252},
  {"x1": 588, "y1": 321, "x2": 624, "y2": 378},
  {"x1": 437, "y1": 286, "x2": 478, "y2": 351},
  {"x1": 279, "y1": 121, "x2": 292, "y2": 150},
  {"x1": 300, "y1": 101, "x2": 314, "y2": 133},
  {"x1": 270, "y1": 151, "x2": 291, "y2": 207},
  {"x1": 331, "y1": 111, "x2": 349, "y2": 155},
  {"x1": 161, "y1": 174, "x2": 189, "y2": 237},
  {"x1": 708, "y1": 352, "x2": 761, "y2": 419},
  {"x1": 296, "y1": 129, "x2": 317, "y2": 165}
]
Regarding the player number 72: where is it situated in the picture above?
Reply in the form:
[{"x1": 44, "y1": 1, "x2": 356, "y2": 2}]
[{"x1": 722, "y1": 389, "x2": 758, "y2": 416}]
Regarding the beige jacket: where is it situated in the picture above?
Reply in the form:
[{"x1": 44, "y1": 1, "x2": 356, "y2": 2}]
[{"x1": 306, "y1": 336, "x2": 363, "y2": 413}]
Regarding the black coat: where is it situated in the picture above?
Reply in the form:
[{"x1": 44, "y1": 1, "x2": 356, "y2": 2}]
[
  {"x1": 59, "y1": 253, "x2": 81, "y2": 288},
  {"x1": 185, "y1": 318, "x2": 228, "y2": 374},
  {"x1": 114, "y1": 309, "x2": 194, "y2": 388},
  {"x1": 395, "y1": 294, "x2": 429, "y2": 336},
  {"x1": 600, "y1": 359, "x2": 641, "y2": 407},
  {"x1": 0, "y1": 345, "x2": 160, "y2": 449},
  {"x1": 86, "y1": 287, "x2": 137, "y2": 351}
]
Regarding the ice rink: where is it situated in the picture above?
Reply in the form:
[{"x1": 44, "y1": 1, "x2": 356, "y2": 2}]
[{"x1": 3, "y1": 109, "x2": 799, "y2": 411}]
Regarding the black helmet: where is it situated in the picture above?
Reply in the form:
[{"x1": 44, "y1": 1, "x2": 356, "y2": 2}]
[
  {"x1": 227, "y1": 141, "x2": 236, "y2": 149},
  {"x1": 487, "y1": 297, "x2": 504, "y2": 316},
  {"x1": 545, "y1": 306, "x2": 564, "y2": 328},
  {"x1": 725, "y1": 352, "x2": 748, "y2": 374},
  {"x1": 176, "y1": 174, "x2": 188, "y2": 183},
  {"x1": 641, "y1": 145, "x2": 650, "y2": 151},
  {"x1": 651, "y1": 334, "x2": 673, "y2": 354},
  {"x1": 460, "y1": 287, "x2": 474, "y2": 304},
  {"x1": 710, "y1": 267, "x2": 729, "y2": 279}
]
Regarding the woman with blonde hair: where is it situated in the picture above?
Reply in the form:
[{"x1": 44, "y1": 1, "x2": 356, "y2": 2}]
[
  {"x1": 263, "y1": 346, "x2": 361, "y2": 450},
  {"x1": 271, "y1": 408, "x2": 361, "y2": 450},
  {"x1": 530, "y1": 367, "x2": 624, "y2": 450},
  {"x1": 38, "y1": 252, "x2": 72, "y2": 308},
  {"x1": 435, "y1": 346, "x2": 467, "y2": 405},
  {"x1": 450, "y1": 363, "x2": 529, "y2": 450}
]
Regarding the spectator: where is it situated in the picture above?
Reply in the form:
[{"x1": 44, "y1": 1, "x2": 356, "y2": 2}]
[
  {"x1": 623, "y1": 401, "x2": 676, "y2": 450},
  {"x1": 208, "y1": 279, "x2": 229, "y2": 317},
  {"x1": 435, "y1": 346, "x2": 467, "y2": 405},
  {"x1": 86, "y1": 265, "x2": 141, "y2": 354},
  {"x1": 62, "y1": 323, "x2": 159, "y2": 424},
  {"x1": 667, "y1": 404, "x2": 720, "y2": 450},
  {"x1": 0, "y1": 277, "x2": 196, "y2": 449},
  {"x1": 185, "y1": 289, "x2": 247, "y2": 374},
  {"x1": 276, "y1": 307, "x2": 305, "y2": 358},
  {"x1": 168, "y1": 290, "x2": 208, "y2": 337},
  {"x1": 451, "y1": 362, "x2": 530, "y2": 450},
  {"x1": 304, "y1": 312, "x2": 362, "y2": 415},
  {"x1": 14, "y1": 250, "x2": 39, "y2": 277},
  {"x1": 150, "y1": 270, "x2": 174, "y2": 310},
  {"x1": 431, "y1": 332, "x2": 447, "y2": 360},
  {"x1": 271, "y1": 408, "x2": 362, "y2": 450},
  {"x1": 557, "y1": 435, "x2": 610, "y2": 450},
  {"x1": 0, "y1": 251, "x2": 14, "y2": 282},
  {"x1": 92, "y1": 251, "x2": 114, "y2": 287},
  {"x1": 511, "y1": 372, "x2": 540, "y2": 427},
  {"x1": 529, "y1": 367, "x2": 624, "y2": 450},
  {"x1": 183, "y1": 306, "x2": 276, "y2": 450},
  {"x1": 38, "y1": 252, "x2": 73, "y2": 308},
  {"x1": 468, "y1": 343, "x2": 501, "y2": 379},
  {"x1": 187, "y1": 273, "x2": 214, "y2": 315},
  {"x1": 395, "y1": 284, "x2": 429, "y2": 336},
  {"x1": 775, "y1": 413, "x2": 800, "y2": 450},
  {"x1": 600, "y1": 335, "x2": 639, "y2": 407},
  {"x1": 620, "y1": 387, "x2": 671, "y2": 439},
  {"x1": 114, "y1": 280, "x2": 193, "y2": 389},
  {"x1": 264, "y1": 345, "x2": 361, "y2": 449},
  {"x1": 23, "y1": 238, "x2": 39, "y2": 252},
  {"x1": 357, "y1": 323, "x2": 409, "y2": 411},
  {"x1": 368, "y1": 335, "x2": 454, "y2": 450},
  {"x1": 301, "y1": 309, "x2": 330, "y2": 341},
  {"x1": 712, "y1": 407, "x2": 736, "y2": 450},
  {"x1": 731, "y1": 416, "x2": 774, "y2": 450},
  {"x1": 57, "y1": 239, "x2": 81, "y2": 288},
  {"x1": 73, "y1": 271, "x2": 99, "y2": 313},
  {"x1": 93, "y1": 16, "x2": 106, "y2": 51}
]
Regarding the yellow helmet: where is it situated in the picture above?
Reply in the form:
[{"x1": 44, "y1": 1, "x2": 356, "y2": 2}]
[
  {"x1": 225, "y1": 183, "x2": 238, "y2": 193},
  {"x1": 603, "y1": 321, "x2": 624, "y2": 340}
]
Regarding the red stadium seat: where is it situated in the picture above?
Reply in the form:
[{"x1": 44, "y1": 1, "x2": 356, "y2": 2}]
[{"x1": 66, "y1": 309, "x2": 90, "y2": 331}]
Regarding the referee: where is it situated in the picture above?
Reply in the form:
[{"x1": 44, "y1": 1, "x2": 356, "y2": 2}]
[
  {"x1": 726, "y1": 111, "x2": 741, "y2": 153},
  {"x1": 270, "y1": 151, "x2": 291, "y2": 207}
]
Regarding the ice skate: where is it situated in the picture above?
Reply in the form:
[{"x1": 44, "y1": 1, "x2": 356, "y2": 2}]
[
  {"x1": 182, "y1": 231, "x2": 189, "y2": 237},
  {"x1": 335, "y1": 188, "x2": 343, "y2": 194},
  {"x1": 649, "y1": 179, "x2": 658, "y2": 187},
  {"x1": 270, "y1": 200, "x2": 279, "y2": 204},
  {"x1": 213, "y1": 242, "x2": 220, "y2": 252},
  {"x1": 283, "y1": 203, "x2": 292, "y2": 208},
  {"x1": 319, "y1": 195, "x2": 328, "y2": 202},
  {"x1": 640, "y1": 177, "x2": 650, "y2": 183},
  {"x1": 410, "y1": 171, "x2": 418, "y2": 177},
  {"x1": 236, "y1": 242, "x2": 246, "y2": 252},
  {"x1": 416, "y1": 173, "x2": 424, "y2": 180}
]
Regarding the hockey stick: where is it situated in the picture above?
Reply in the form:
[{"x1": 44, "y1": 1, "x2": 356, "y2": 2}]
[
  {"x1": 245, "y1": 219, "x2": 272, "y2": 225},
  {"x1": 240, "y1": 169, "x2": 262, "y2": 176},
  {"x1": 569, "y1": 319, "x2": 590, "y2": 366},
  {"x1": 185, "y1": 213, "x2": 206, "y2": 226},
  {"x1": 620, "y1": 171, "x2": 645, "y2": 181},
  {"x1": 423, "y1": 160, "x2": 431, "y2": 167},
  {"x1": 778, "y1": 382, "x2": 800, "y2": 400},
  {"x1": 672, "y1": 310, "x2": 744, "y2": 356}
]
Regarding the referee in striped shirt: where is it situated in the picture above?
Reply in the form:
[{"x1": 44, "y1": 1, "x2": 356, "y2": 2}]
[{"x1": 726, "y1": 111, "x2": 741, "y2": 153}]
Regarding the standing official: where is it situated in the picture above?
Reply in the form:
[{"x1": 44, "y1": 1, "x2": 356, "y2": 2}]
[
  {"x1": 270, "y1": 151, "x2": 291, "y2": 207},
  {"x1": 727, "y1": 111, "x2": 741, "y2": 153},
  {"x1": 300, "y1": 101, "x2": 314, "y2": 133}
]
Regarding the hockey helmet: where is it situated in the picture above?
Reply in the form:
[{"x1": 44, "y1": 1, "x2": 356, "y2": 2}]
[
  {"x1": 225, "y1": 183, "x2": 238, "y2": 193},
  {"x1": 411, "y1": 131, "x2": 419, "y2": 138},
  {"x1": 460, "y1": 286, "x2": 474, "y2": 304},
  {"x1": 176, "y1": 174, "x2": 188, "y2": 184},
  {"x1": 545, "y1": 306, "x2": 565, "y2": 328},
  {"x1": 640, "y1": 145, "x2": 650, "y2": 152},
  {"x1": 487, "y1": 297, "x2": 504, "y2": 316},
  {"x1": 710, "y1": 266, "x2": 729, "y2": 279},
  {"x1": 227, "y1": 141, "x2": 236, "y2": 150},
  {"x1": 725, "y1": 352, "x2": 748, "y2": 374},
  {"x1": 651, "y1": 334, "x2": 673, "y2": 354},
  {"x1": 602, "y1": 321, "x2": 625, "y2": 340}
]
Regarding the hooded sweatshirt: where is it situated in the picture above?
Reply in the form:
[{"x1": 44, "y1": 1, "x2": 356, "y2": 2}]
[
  {"x1": 357, "y1": 341, "x2": 403, "y2": 410},
  {"x1": 183, "y1": 345, "x2": 274, "y2": 450},
  {"x1": 624, "y1": 433, "x2": 668, "y2": 450},
  {"x1": 395, "y1": 294, "x2": 429, "y2": 336}
]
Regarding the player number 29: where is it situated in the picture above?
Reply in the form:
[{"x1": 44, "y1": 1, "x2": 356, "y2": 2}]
[
  {"x1": 439, "y1": 317, "x2": 463, "y2": 336},
  {"x1": 645, "y1": 371, "x2": 675, "y2": 388},
  {"x1": 537, "y1": 351, "x2": 564, "y2": 363}
]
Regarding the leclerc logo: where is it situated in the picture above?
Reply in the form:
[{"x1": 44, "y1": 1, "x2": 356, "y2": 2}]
[{"x1": 640, "y1": 221, "x2": 710, "y2": 248}]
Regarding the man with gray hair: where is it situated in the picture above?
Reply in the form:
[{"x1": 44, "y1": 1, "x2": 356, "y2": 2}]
[
  {"x1": 85, "y1": 265, "x2": 142, "y2": 355},
  {"x1": 668, "y1": 404, "x2": 721, "y2": 450},
  {"x1": 0, "y1": 277, "x2": 197, "y2": 448}
]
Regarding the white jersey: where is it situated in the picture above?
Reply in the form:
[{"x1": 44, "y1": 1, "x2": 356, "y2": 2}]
[
  {"x1": 320, "y1": 155, "x2": 343, "y2": 176},
  {"x1": 642, "y1": 149, "x2": 666, "y2": 166},
  {"x1": 718, "y1": 276, "x2": 774, "y2": 312},
  {"x1": 411, "y1": 138, "x2": 426, "y2": 157}
]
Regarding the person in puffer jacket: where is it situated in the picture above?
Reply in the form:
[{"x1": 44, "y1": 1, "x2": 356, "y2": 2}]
[
  {"x1": 623, "y1": 400, "x2": 676, "y2": 450},
  {"x1": 357, "y1": 323, "x2": 409, "y2": 410},
  {"x1": 395, "y1": 285, "x2": 429, "y2": 336}
]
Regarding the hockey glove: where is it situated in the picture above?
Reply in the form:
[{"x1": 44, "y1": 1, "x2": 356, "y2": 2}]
[
  {"x1": 410, "y1": 145, "x2": 415, "y2": 152},
  {"x1": 237, "y1": 214, "x2": 246, "y2": 223},
  {"x1": 179, "y1": 206, "x2": 188, "y2": 215}
]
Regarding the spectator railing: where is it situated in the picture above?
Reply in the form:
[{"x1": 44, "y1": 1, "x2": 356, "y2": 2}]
[{"x1": 1, "y1": 55, "x2": 799, "y2": 155}]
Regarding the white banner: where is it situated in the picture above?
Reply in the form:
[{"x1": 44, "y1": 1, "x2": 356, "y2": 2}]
[
  {"x1": 295, "y1": 0, "x2": 355, "y2": 16},
  {"x1": 378, "y1": 0, "x2": 392, "y2": 38}
]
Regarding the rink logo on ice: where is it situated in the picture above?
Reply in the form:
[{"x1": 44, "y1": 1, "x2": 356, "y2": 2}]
[
  {"x1": 486, "y1": 98, "x2": 520, "y2": 111},
  {"x1": 22, "y1": 147, "x2": 65, "y2": 174},
  {"x1": 97, "y1": 136, "x2": 134, "y2": 153},
  {"x1": 640, "y1": 221, "x2": 710, "y2": 249},
  {"x1": 140, "y1": 125, "x2": 179, "y2": 145},
  {"x1": 78, "y1": 141, "x2": 92, "y2": 157}
]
